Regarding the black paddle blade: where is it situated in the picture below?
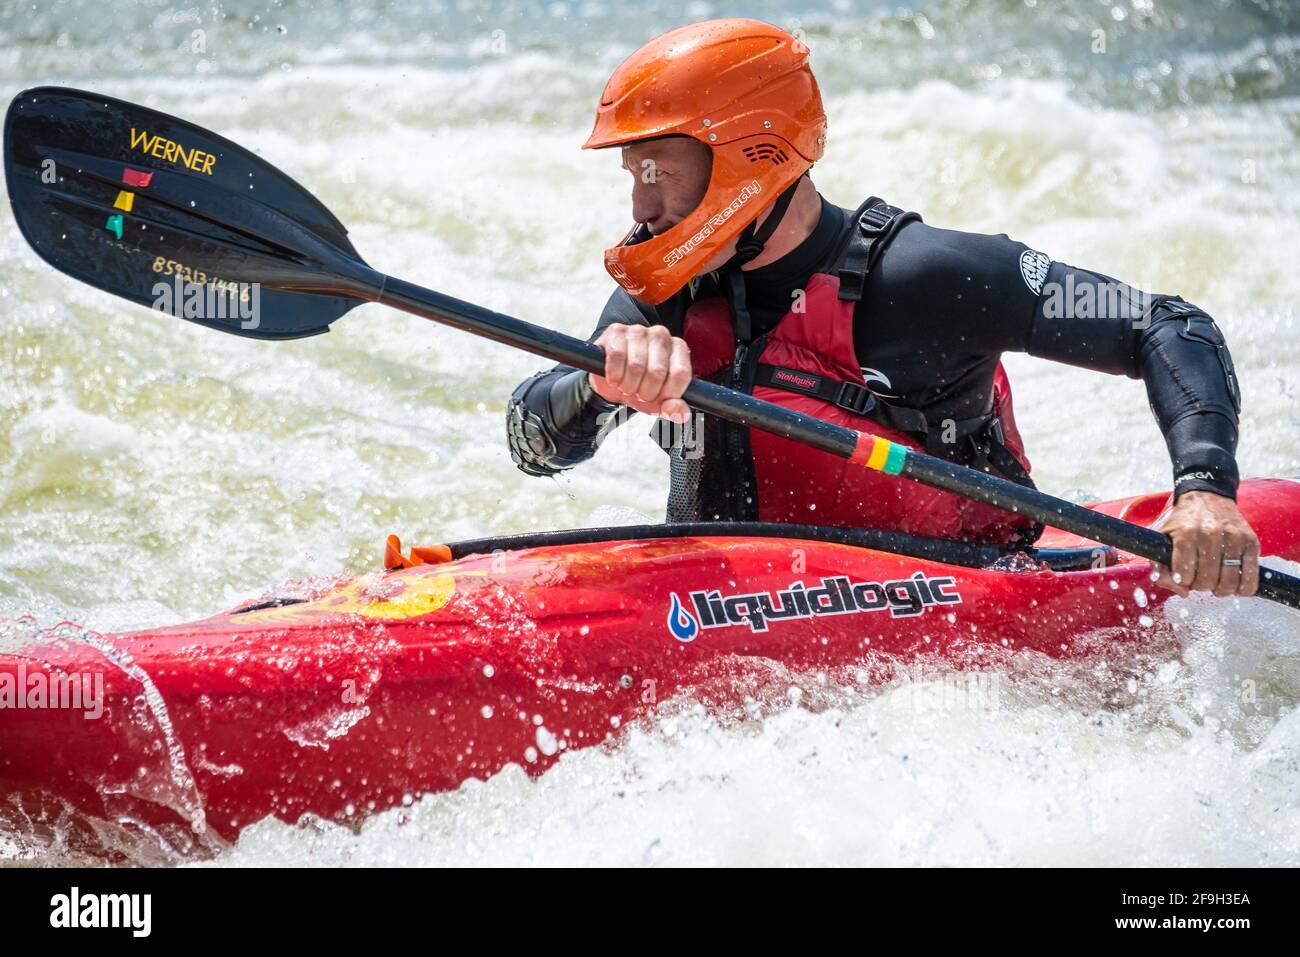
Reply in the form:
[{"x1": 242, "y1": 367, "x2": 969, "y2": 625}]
[{"x1": 3, "y1": 86, "x2": 378, "y2": 340}]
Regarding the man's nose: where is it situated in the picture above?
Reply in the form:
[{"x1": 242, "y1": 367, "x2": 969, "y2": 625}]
[{"x1": 630, "y1": 178, "x2": 662, "y2": 229}]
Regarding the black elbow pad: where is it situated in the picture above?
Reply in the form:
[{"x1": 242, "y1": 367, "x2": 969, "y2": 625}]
[
  {"x1": 506, "y1": 373, "x2": 562, "y2": 477},
  {"x1": 1168, "y1": 302, "x2": 1241, "y2": 416},
  {"x1": 506, "y1": 369, "x2": 619, "y2": 476},
  {"x1": 1140, "y1": 299, "x2": 1242, "y2": 429}
]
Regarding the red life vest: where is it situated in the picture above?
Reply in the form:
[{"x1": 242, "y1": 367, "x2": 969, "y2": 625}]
[{"x1": 680, "y1": 270, "x2": 1036, "y2": 543}]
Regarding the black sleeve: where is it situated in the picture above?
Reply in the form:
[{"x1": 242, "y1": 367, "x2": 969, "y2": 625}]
[
  {"x1": 858, "y1": 223, "x2": 1042, "y2": 360},
  {"x1": 505, "y1": 288, "x2": 651, "y2": 476},
  {"x1": 1025, "y1": 260, "x2": 1242, "y2": 500},
  {"x1": 869, "y1": 224, "x2": 1244, "y2": 500}
]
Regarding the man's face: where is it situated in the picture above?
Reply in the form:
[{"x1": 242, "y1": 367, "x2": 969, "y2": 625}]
[{"x1": 620, "y1": 137, "x2": 712, "y2": 238}]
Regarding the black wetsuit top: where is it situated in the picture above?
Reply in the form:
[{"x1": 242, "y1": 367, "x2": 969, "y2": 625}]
[{"x1": 507, "y1": 195, "x2": 1242, "y2": 506}]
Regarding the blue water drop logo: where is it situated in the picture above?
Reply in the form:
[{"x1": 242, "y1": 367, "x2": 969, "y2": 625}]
[{"x1": 667, "y1": 592, "x2": 699, "y2": 643}]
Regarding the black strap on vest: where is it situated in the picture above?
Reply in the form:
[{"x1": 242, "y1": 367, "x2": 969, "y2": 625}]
[
  {"x1": 725, "y1": 178, "x2": 803, "y2": 344},
  {"x1": 756, "y1": 363, "x2": 880, "y2": 416},
  {"x1": 724, "y1": 268, "x2": 752, "y2": 344},
  {"x1": 836, "y1": 198, "x2": 922, "y2": 302},
  {"x1": 758, "y1": 361, "x2": 1004, "y2": 466}
]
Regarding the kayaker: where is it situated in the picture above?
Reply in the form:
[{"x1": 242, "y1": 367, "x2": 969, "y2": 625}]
[{"x1": 506, "y1": 18, "x2": 1259, "y2": 598}]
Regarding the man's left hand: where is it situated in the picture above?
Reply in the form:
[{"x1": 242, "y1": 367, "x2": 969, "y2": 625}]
[{"x1": 1154, "y1": 490, "x2": 1260, "y2": 597}]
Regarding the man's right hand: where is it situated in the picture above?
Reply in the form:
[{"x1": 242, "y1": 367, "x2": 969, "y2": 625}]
[{"x1": 590, "y1": 323, "x2": 693, "y2": 424}]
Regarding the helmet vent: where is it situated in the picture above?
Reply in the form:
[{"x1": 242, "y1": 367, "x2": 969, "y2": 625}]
[{"x1": 742, "y1": 143, "x2": 789, "y2": 165}]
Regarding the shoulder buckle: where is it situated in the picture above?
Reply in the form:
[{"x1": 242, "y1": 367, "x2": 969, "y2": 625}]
[
  {"x1": 834, "y1": 380, "x2": 877, "y2": 415},
  {"x1": 858, "y1": 203, "x2": 901, "y2": 236},
  {"x1": 838, "y1": 201, "x2": 912, "y2": 302}
]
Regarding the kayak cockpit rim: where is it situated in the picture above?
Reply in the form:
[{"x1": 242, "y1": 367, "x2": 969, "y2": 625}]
[{"x1": 408, "y1": 522, "x2": 1117, "y2": 573}]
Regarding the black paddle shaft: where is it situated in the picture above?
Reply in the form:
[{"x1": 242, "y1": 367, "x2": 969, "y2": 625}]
[
  {"x1": 378, "y1": 277, "x2": 1299, "y2": 609},
  {"x1": 6, "y1": 86, "x2": 1298, "y2": 609}
]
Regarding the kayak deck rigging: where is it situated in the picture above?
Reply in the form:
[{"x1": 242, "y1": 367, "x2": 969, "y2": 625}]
[{"x1": 384, "y1": 521, "x2": 1119, "y2": 574}]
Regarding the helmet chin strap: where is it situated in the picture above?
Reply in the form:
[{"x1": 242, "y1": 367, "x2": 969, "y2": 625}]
[{"x1": 723, "y1": 177, "x2": 803, "y2": 345}]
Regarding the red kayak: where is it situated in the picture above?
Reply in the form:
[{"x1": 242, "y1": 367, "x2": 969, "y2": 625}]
[{"x1": 3, "y1": 478, "x2": 1298, "y2": 859}]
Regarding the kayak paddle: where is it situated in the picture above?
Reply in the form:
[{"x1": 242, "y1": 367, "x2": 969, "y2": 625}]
[{"x1": 6, "y1": 86, "x2": 1299, "y2": 610}]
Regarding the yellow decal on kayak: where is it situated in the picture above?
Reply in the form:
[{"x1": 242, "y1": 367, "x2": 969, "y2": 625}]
[
  {"x1": 325, "y1": 574, "x2": 459, "y2": 619},
  {"x1": 230, "y1": 568, "x2": 488, "y2": 625}
]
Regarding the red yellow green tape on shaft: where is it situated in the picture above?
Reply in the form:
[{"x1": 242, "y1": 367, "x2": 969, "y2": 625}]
[{"x1": 852, "y1": 433, "x2": 908, "y2": 475}]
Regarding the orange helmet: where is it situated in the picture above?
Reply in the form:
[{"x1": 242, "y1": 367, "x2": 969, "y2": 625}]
[{"x1": 584, "y1": 19, "x2": 827, "y2": 305}]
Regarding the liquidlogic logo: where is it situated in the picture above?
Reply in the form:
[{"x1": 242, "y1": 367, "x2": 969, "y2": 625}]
[{"x1": 667, "y1": 572, "x2": 962, "y2": 642}]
